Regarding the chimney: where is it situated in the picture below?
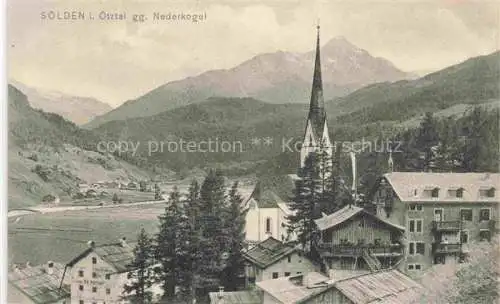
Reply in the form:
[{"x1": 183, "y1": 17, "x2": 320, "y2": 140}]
[
  {"x1": 87, "y1": 240, "x2": 95, "y2": 248},
  {"x1": 218, "y1": 286, "x2": 224, "y2": 299},
  {"x1": 47, "y1": 261, "x2": 54, "y2": 275}
]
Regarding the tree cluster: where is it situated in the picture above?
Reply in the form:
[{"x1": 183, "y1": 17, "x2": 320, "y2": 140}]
[{"x1": 122, "y1": 169, "x2": 247, "y2": 303}]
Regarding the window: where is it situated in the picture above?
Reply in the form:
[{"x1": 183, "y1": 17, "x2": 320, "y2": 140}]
[
  {"x1": 78, "y1": 270, "x2": 84, "y2": 277},
  {"x1": 265, "y1": 218, "x2": 272, "y2": 233},
  {"x1": 285, "y1": 272, "x2": 291, "y2": 277},
  {"x1": 408, "y1": 264, "x2": 414, "y2": 270},
  {"x1": 359, "y1": 219, "x2": 365, "y2": 228},
  {"x1": 409, "y1": 204, "x2": 423, "y2": 211},
  {"x1": 460, "y1": 209, "x2": 472, "y2": 221},
  {"x1": 272, "y1": 272, "x2": 279, "y2": 279},
  {"x1": 479, "y1": 209, "x2": 491, "y2": 221},
  {"x1": 297, "y1": 272, "x2": 302, "y2": 274},
  {"x1": 92, "y1": 272, "x2": 97, "y2": 278},
  {"x1": 408, "y1": 264, "x2": 422, "y2": 271},
  {"x1": 287, "y1": 255, "x2": 291, "y2": 263},
  {"x1": 79, "y1": 285, "x2": 84, "y2": 291},
  {"x1": 416, "y1": 243, "x2": 425, "y2": 255},
  {"x1": 106, "y1": 288, "x2": 111, "y2": 295},
  {"x1": 79, "y1": 301, "x2": 84, "y2": 304},
  {"x1": 456, "y1": 188, "x2": 463, "y2": 198},
  {"x1": 480, "y1": 188, "x2": 495, "y2": 198},
  {"x1": 105, "y1": 274, "x2": 111, "y2": 280},
  {"x1": 92, "y1": 257, "x2": 97, "y2": 264},
  {"x1": 409, "y1": 220, "x2": 423, "y2": 232},
  {"x1": 409, "y1": 242, "x2": 425, "y2": 255},
  {"x1": 479, "y1": 230, "x2": 491, "y2": 242},
  {"x1": 460, "y1": 231, "x2": 469, "y2": 244},
  {"x1": 415, "y1": 264, "x2": 422, "y2": 270},
  {"x1": 92, "y1": 286, "x2": 97, "y2": 293},
  {"x1": 431, "y1": 188, "x2": 439, "y2": 198},
  {"x1": 127, "y1": 272, "x2": 132, "y2": 279}
]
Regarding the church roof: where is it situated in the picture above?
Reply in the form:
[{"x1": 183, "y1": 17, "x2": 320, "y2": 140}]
[{"x1": 246, "y1": 181, "x2": 285, "y2": 209}]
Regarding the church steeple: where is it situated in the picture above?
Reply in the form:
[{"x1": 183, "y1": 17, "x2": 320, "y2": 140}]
[
  {"x1": 307, "y1": 25, "x2": 326, "y2": 141},
  {"x1": 310, "y1": 24, "x2": 325, "y2": 115},
  {"x1": 299, "y1": 24, "x2": 332, "y2": 170}
]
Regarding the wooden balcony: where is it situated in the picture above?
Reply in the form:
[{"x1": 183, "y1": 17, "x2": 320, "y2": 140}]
[
  {"x1": 432, "y1": 221, "x2": 461, "y2": 232},
  {"x1": 432, "y1": 243, "x2": 461, "y2": 254},
  {"x1": 315, "y1": 242, "x2": 403, "y2": 258}
]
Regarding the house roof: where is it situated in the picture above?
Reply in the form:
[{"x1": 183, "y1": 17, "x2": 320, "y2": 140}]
[
  {"x1": 257, "y1": 269, "x2": 422, "y2": 304},
  {"x1": 334, "y1": 269, "x2": 422, "y2": 304},
  {"x1": 384, "y1": 172, "x2": 500, "y2": 203},
  {"x1": 242, "y1": 237, "x2": 296, "y2": 269},
  {"x1": 314, "y1": 205, "x2": 405, "y2": 231},
  {"x1": 66, "y1": 242, "x2": 135, "y2": 273},
  {"x1": 256, "y1": 272, "x2": 330, "y2": 304},
  {"x1": 208, "y1": 290, "x2": 262, "y2": 304},
  {"x1": 8, "y1": 262, "x2": 70, "y2": 304},
  {"x1": 244, "y1": 182, "x2": 286, "y2": 209}
]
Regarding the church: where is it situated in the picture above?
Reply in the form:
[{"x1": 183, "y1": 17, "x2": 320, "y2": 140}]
[{"x1": 243, "y1": 26, "x2": 333, "y2": 245}]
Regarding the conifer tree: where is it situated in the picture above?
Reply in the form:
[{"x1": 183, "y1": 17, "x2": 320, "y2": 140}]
[
  {"x1": 123, "y1": 228, "x2": 154, "y2": 304},
  {"x1": 156, "y1": 187, "x2": 182, "y2": 300},
  {"x1": 416, "y1": 112, "x2": 439, "y2": 171},
  {"x1": 220, "y1": 181, "x2": 247, "y2": 291},
  {"x1": 288, "y1": 153, "x2": 320, "y2": 252},
  {"x1": 196, "y1": 170, "x2": 227, "y2": 298}
]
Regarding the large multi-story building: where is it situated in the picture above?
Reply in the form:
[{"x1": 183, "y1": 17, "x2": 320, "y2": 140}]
[
  {"x1": 62, "y1": 239, "x2": 161, "y2": 304},
  {"x1": 368, "y1": 172, "x2": 499, "y2": 273}
]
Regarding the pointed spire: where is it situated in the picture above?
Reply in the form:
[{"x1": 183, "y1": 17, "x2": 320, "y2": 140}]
[{"x1": 310, "y1": 24, "x2": 324, "y2": 114}]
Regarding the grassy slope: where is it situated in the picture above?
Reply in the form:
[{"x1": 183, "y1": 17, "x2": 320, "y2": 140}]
[{"x1": 8, "y1": 85, "x2": 154, "y2": 209}]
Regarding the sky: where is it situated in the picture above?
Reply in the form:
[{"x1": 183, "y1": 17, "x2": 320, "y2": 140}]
[{"x1": 7, "y1": 0, "x2": 500, "y2": 107}]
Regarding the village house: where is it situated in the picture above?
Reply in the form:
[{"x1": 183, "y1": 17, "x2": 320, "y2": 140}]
[
  {"x1": 243, "y1": 182, "x2": 295, "y2": 244},
  {"x1": 313, "y1": 204, "x2": 406, "y2": 274},
  {"x1": 62, "y1": 238, "x2": 161, "y2": 304},
  {"x1": 209, "y1": 288, "x2": 262, "y2": 304},
  {"x1": 256, "y1": 269, "x2": 422, "y2": 304},
  {"x1": 368, "y1": 172, "x2": 499, "y2": 273},
  {"x1": 8, "y1": 261, "x2": 71, "y2": 304},
  {"x1": 242, "y1": 237, "x2": 319, "y2": 285}
]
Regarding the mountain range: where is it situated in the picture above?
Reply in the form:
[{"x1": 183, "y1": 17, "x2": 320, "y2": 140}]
[
  {"x1": 85, "y1": 36, "x2": 412, "y2": 128},
  {"x1": 92, "y1": 51, "x2": 500, "y2": 173},
  {"x1": 10, "y1": 80, "x2": 112, "y2": 125}
]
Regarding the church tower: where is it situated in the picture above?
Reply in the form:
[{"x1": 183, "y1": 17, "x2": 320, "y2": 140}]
[{"x1": 299, "y1": 25, "x2": 333, "y2": 170}]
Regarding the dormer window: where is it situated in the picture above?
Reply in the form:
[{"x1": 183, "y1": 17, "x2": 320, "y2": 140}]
[
  {"x1": 479, "y1": 187, "x2": 496, "y2": 198},
  {"x1": 431, "y1": 188, "x2": 439, "y2": 198},
  {"x1": 448, "y1": 188, "x2": 464, "y2": 198}
]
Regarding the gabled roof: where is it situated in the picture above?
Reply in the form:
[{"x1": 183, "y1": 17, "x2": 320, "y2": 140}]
[
  {"x1": 242, "y1": 237, "x2": 296, "y2": 269},
  {"x1": 66, "y1": 242, "x2": 135, "y2": 273},
  {"x1": 334, "y1": 269, "x2": 422, "y2": 304},
  {"x1": 244, "y1": 182, "x2": 285, "y2": 209},
  {"x1": 8, "y1": 263, "x2": 70, "y2": 304},
  {"x1": 314, "y1": 205, "x2": 405, "y2": 231},
  {"x1": 256, "y1": 272, "x2": 330, "y2": 304},
  {"x1": 383, "y1": 172, "x2": 500, "y2": 203},
  {"x1": 208, "y1": 290, "x2": 262, "y2": 304}
]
